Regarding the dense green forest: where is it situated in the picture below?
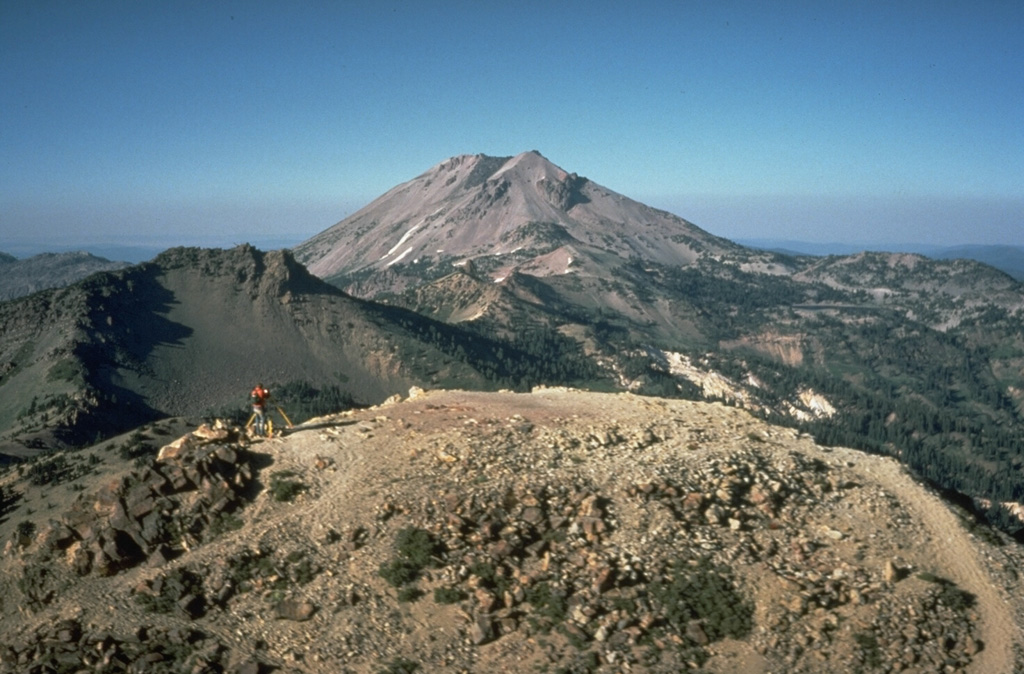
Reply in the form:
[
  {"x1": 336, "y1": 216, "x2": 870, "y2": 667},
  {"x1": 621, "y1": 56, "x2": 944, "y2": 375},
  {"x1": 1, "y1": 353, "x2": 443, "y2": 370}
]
[{"x1": 374, "y1": 305, "x2": 604, "y2": 392}]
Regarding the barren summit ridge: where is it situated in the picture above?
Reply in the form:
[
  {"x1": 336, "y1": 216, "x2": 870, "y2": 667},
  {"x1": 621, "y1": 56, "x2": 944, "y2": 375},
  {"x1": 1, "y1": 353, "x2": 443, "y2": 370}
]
[{"x1": 3, "y1": 388, "x2": 1021, "y2": 673}]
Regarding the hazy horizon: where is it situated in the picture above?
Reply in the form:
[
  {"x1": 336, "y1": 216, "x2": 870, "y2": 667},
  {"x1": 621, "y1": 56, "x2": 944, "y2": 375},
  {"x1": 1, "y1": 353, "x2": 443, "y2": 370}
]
[
  {"x1": 4, "y1": 234, "x2": 1022, "y2": 267},
  {"x1": 2, "y1": 2, "x2": 1021, "y2": 251}
]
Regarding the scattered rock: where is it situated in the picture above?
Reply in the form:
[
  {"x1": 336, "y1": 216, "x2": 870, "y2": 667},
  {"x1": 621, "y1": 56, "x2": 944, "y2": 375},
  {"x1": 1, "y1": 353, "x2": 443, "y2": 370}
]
[
  {"x1": 884, "y1": 559, "x2": 900, "y2": 583},
  {"x1": 274, "y1": 599, "x2": 317, "y2": 622}
]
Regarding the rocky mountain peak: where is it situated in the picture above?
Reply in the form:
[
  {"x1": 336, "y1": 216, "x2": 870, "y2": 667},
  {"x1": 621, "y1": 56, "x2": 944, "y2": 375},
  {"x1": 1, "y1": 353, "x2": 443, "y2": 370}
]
[
  {"x1": 426, "y1": 151, "x2": 567, "y2": 193},
  {"x1": 294, "y1": 151, "x2": 731, "y2": 295}
]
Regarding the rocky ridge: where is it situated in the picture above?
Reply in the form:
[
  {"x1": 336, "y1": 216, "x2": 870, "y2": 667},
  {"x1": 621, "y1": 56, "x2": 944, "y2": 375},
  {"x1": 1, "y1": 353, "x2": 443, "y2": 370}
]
[{"x1": 1, "y1": 388, "x2": 1022, "y2": 673}]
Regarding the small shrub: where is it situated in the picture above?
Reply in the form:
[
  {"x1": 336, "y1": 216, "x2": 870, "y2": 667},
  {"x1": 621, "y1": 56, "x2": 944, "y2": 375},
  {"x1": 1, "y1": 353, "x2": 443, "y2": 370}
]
[
  {"x1": 377, "y1": 657, "x2": 419, "y2": 674},
  {"x1": 854, "y1": 631, "x2": 883, "y2": 669},
  {"x1": 134, "y1": 567, "x2": 205, "y2": 615},
  {"x1": 227, "y1": 548, "x2": 278, "y2": 592},
  {"x1": 937, "y1": 584, "x2": 976, "y2": 612},
  {"x1": 379, "y1": 558, "x2": 421, "y2": 588},
  {"x1": 649, "y1": 557, "x2": 753, "y2": 641},
  {"x1": 47, "y1": 359, "x2": 82, "y2": 383},
  {"x1": 397, "y1": 586, "x2": 424, "y2": 603},
  {"x1": 269, "y1": 471, "x2": 306, "y2": 502},
  {"x1": 394, "y1": 526, "x2": 440, "y2": 568},
  {"x1": 207, "y1": 513, "x2": 244, "y2": 539},
  {"x1": 526, "y1": 581, "x2": 568, "y2": 623},
  {"x1": 469, "y1": 560, "x2": 512, "y2": 595},
  {"x1": 433, "y1": 587, "x2": 468, "y2": 604},
  {"x1": 287, "y1": 551, "x2": 320, "y2": 585},
  {"x1": 379, "y1": 527, "x2": 442, "y2": 588},
  {"x1": 17, "y1": 564, "x2": 57, "y2": 606},
  {"x1": 119, "y1": 439, "x2": 155, "y2": 462},
  {"x1": 16, "y1": 520, "x2": 36, "y2": 540}
]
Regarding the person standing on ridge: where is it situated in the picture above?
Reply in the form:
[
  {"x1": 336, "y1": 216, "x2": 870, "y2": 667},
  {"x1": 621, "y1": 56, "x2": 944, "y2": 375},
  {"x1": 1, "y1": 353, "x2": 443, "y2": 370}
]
[{"x1": 250, "y1": 383, "x2": 271, "y2": 437}]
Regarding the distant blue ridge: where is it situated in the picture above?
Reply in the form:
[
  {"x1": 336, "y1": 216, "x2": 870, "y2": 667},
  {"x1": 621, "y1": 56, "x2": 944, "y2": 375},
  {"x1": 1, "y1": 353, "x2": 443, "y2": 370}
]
[{"x1": 737, "y1": 239, "x2": 1024, "y2": 281}]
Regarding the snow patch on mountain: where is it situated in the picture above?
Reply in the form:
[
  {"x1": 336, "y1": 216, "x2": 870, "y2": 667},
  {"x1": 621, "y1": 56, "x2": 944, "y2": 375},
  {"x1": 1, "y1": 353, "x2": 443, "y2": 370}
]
[
  {"x1": 387, "y1": 247, "x2": 413, "y2": 266},
  {"x1": 384, "y1": 225, "x2": 421, "y2": 259}
]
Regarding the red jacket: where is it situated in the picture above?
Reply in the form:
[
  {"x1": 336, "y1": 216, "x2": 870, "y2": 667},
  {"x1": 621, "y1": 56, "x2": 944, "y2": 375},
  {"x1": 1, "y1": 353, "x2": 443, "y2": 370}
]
[{"x1": 251, "y1": 386, "x2": 270, "y2": 409}]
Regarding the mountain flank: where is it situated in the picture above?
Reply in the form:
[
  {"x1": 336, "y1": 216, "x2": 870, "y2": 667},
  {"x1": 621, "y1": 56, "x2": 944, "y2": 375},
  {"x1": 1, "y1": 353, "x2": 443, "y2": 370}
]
[
  {"x1": 932, "y1": 245, "x2": 1024, "y2": 282},
  {"x1": 741, "y1": 241, "x2": 1024, "y2": 282},
  {"x1": 1, "y1": 387, "x2": 1022, "y2": 673}
]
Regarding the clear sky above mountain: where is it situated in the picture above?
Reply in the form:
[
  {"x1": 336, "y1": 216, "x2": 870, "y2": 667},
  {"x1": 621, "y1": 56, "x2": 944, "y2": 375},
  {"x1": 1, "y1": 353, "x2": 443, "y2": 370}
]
[{"x1": 2, "y1": 1, "x2": 1021, "y2": 255}]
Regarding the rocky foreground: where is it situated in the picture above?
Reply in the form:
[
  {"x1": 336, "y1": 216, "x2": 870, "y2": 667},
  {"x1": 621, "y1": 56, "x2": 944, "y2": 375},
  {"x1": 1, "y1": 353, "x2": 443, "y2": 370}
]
[{"x1": 1, "y1": 388, "x2": 1023, "y2": 673}]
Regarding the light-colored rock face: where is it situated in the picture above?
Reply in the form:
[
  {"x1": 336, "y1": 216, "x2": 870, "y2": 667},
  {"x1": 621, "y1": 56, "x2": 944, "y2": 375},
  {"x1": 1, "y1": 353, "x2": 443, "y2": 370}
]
[
  {"x1": 2, "y1": 388, "x2": 1022, "y2": 673},
  {"x1": 639, "y1": 348, "x2": 837, "y2": 422},
  {"x1": 798, "y1": 388, "x2": 837, "y2": 418}
]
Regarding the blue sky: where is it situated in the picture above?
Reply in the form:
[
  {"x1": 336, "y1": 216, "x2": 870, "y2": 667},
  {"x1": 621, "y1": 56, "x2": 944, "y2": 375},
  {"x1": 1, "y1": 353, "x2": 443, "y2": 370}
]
[{"x1": 2, "y1": 0, "x2": 1021, "y2": 256}]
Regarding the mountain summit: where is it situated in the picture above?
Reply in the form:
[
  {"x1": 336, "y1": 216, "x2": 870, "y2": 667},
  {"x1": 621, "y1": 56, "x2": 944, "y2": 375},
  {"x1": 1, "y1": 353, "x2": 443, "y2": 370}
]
[{"x1": 294, "y1": 151, "x2": 737, "y2": 292}]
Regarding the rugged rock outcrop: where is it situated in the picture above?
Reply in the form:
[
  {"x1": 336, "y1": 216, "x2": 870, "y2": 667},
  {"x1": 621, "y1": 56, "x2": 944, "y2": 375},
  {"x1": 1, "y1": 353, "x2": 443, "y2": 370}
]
[{"x1": 14, "y1": 421, "x2": 254, "y2": 605}]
